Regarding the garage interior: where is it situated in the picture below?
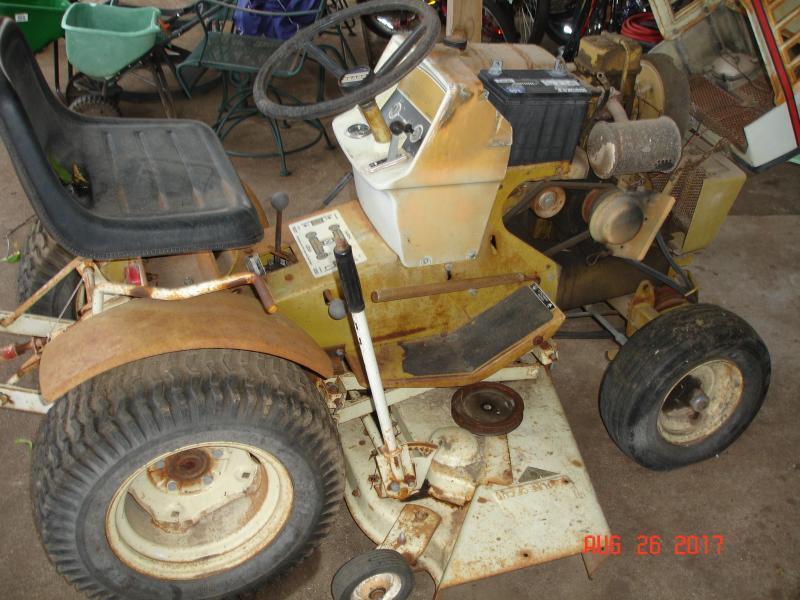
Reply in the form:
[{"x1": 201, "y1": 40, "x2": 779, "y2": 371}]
[{"x1": 0, "y1": 1, "x2": 798, "y2": 598}]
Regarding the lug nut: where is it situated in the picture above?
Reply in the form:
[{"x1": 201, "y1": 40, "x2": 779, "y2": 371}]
[
  {"x1": 202, "y1": 475, "x2": 214, "y2": 486},
  {"x1": 167, "y1": 480, "x2": 177, "y2": 491}
]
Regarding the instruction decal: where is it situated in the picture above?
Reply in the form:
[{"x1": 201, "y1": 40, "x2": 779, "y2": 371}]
[
  {"x1": 529, "y1": 282, "x2": 555, "y2": 311},
  {"x1": 289, "y1": 209, "x2": 367, "y2": 278}
]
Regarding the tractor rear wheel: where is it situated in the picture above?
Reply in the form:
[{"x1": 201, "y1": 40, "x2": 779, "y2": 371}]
[{"x1": 32, "y1": 349, "x2": 344, "y2": 599}]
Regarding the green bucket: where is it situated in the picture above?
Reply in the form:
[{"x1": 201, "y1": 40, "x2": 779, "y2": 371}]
[
  {"x1": 0, "y1": 0, "x2": 71, "y2": 52},
  {"x1": 62, "y1": 3, "x2": 161, "y2": 80}
]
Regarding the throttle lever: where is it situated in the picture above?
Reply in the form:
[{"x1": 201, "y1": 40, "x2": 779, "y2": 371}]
[{"x1": 387, "y1": 120, "x2": 413, "y2": 161}]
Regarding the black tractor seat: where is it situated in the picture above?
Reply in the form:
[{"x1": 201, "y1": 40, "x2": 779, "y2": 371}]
[{"x1": 0, "y1": 18, "x2": 263, "y2": 260}]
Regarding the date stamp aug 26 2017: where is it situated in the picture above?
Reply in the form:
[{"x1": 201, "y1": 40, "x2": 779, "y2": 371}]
[{"x1": 583, "y1": 534, "x2": 726, "y2": 556}]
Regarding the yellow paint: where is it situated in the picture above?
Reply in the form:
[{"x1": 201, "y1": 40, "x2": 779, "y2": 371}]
[
  {"x1": 260, "y1": 160, "x2": 581, "y2": 386},
  {"x1": 682, "y1": 155, "x2": 746, "y2": 252}
]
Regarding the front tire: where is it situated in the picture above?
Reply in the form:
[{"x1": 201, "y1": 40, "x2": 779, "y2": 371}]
[
  {"x1": 32, "y1": 349, "x2": 344, "y2": 599},
  {"x1": 600, "y1": 304, "x2": 770, "y2": 470}
]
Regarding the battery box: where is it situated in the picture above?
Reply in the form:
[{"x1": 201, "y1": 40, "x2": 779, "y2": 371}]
[{"x1": 479, "y1": 69, "x2": 592, "y2": 166}]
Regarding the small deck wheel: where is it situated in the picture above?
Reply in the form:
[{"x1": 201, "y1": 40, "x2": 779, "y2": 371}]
[
  {"x1": 600, "y1": 304, "x2": 770, "y2": 470},
  {"x1": 332, "y1": 549, "x2": 414, "y2": 600}
]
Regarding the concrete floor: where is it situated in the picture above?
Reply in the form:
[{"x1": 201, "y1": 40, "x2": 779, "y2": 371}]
[{"x1": 0, "y1": 31, "x2": 798, "y2": 600}]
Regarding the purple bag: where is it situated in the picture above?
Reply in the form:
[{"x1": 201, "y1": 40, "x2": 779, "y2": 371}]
[{"x1": 233, "y1": 0, "x2": 322, "y2": 40}]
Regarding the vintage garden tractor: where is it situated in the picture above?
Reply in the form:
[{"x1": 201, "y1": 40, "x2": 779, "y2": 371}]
[{"x1": 0, "y1": 0, "x2": 781, "y2": 598}]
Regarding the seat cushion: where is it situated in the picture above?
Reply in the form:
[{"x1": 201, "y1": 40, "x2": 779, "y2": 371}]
[
  {"x1": 80, "y1": 120, "x2": 246, "y2": 220},
  {"x1": 48, "y1": 117, "x2": 264, "y2": 259}
]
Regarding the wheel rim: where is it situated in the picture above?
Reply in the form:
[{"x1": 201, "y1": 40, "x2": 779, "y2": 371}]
[
  {"x1": 657, "y1": 359, "x2": 744, "y2": 445},
  {"x1": 106, "y1": 442, "x2": 293, "y2": 580},
  {"x1": 352, "y1": 572, "x2": 403, "y2": 600}
]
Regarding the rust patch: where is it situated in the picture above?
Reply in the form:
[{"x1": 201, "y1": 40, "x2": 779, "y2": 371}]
[
  {"x1": 571, "y1": 459, "x2": 584, "y2": 468},
  {"x1": 39, "y1": 293, "x2": 333, "y2": 402},
  {"x1": 372, "y1": 326, "x2": 428, "y2": 344},
  {"x1": 379, "y1": 504, "x2": 441, "y2": 565}
]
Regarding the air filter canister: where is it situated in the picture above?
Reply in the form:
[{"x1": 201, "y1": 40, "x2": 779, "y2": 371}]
[{"x1": 587, "y1": 116, "x2": 682, "y2": 179}]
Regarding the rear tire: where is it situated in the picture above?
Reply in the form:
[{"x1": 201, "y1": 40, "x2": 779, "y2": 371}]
[
  {"x1": 600, "y1": 304, "x2": 770, "y2": 470},
  {"x1": 32, "y1": 350, "x2": 344, "y2": 599},
  {"x1": 16, "y1": 219, "x2": 80, "y2": 319}
]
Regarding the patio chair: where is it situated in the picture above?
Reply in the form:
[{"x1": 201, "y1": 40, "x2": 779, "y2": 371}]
[{"x1": 176, "y1": 0, "x2": 340, "y2": 175}]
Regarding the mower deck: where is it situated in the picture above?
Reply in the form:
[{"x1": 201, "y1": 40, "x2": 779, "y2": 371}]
[{"x1": 338, "y1": 367, "x2": 610, "y2": 593}]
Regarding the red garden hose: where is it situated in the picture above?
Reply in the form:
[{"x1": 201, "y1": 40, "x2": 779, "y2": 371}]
[{"x1": 621, "y1": 12, "x2": 663, "y2": 44}]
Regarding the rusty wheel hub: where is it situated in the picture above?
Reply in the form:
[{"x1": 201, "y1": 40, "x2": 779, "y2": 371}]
[
  {"x1": 166, "y1": 448, "x2": 211, "y2": 482},
  {"x1": 451, "y1": 382, "x2": 524, "y2": 435},
  {"x1": 105, "y1": 442, "x2": 294, "y2": 580}
]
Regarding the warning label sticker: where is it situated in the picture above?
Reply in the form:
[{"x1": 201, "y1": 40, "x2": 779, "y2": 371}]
[{"x1": 289, "y1": 210, "x2": 367, "y2": 278}]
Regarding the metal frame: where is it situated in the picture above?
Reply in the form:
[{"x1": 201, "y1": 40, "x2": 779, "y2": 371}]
[
  {"x1": 0, "y1": 256, "x2": 282, "y2": 414},
  {"x1": 0, "y1": 310, "x2": 72, "y2": 414}
]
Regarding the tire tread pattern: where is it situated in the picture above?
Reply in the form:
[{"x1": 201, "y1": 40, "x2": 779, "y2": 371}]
[
  {"x1": 600, "y1": 304, "x2": 770, "y2": 470},
  {"x1": 17, "y1": 219, "x2": 79, "y2": 318}
]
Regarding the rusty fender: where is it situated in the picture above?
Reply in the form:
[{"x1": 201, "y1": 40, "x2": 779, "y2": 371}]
[{"x1": 39, "y1": 292, "x2": 333, "y2": 402}]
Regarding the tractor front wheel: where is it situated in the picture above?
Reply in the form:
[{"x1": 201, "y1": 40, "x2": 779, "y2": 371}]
[
  {"x1": 600, "y1": 304, "x2": 770, "y2": 470},
  {"x1": 32, "y1": 349, "x2": 344, "y2": 599}
]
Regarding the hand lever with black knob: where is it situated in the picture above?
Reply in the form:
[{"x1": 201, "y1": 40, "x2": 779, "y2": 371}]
[
  {"x1": 270, "y1": 192, "x2": 289, "y2": 267},
  {"x1": 387, "y1": 120, "x2": 413, "y2": 162}
]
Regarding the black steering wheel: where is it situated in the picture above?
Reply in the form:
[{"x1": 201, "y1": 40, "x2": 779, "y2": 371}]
[{"x1": 253, "y1": 0, "x2": 440, "y2": 121}]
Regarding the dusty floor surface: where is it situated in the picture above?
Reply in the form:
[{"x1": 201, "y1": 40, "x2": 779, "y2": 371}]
[{"x1": 0, "y1": 24, "x2": 798, "y2": 600}]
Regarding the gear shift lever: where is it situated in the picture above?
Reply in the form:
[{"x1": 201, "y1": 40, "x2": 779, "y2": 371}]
[{"x1": 270, "y1": 192, "x2": 289, "y2": 267}]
